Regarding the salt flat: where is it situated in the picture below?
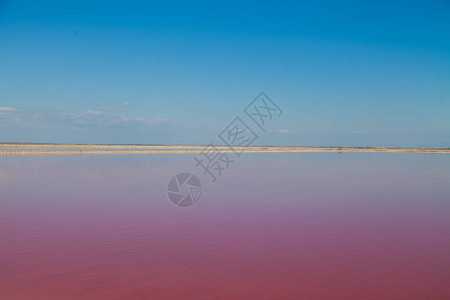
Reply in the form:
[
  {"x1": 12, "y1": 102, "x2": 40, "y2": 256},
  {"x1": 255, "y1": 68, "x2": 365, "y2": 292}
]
[{"x1": 0, "y1": 143, "x2": 449, "y2": 155}]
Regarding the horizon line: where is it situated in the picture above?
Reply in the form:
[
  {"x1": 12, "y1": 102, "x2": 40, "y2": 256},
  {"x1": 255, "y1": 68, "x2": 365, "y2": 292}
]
[{"x1": 0, "y1": 143, "x2": 449, "y2": 156}]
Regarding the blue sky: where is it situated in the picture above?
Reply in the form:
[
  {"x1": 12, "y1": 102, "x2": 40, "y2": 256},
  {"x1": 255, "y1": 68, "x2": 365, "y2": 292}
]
[{"x1": 1, "y1": 0, "x2": 449, "y2": 147}]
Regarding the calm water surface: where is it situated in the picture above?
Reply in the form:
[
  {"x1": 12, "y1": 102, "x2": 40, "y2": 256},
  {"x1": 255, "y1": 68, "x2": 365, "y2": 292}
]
[{"x1": 1, "y1": 153, "x2": 449, "y2": 299}]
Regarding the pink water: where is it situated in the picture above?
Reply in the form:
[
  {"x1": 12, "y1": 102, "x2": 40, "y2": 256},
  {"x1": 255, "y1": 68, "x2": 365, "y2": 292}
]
[{"x1": 1, "y1": 153, "x2": 449, "y2": 299}]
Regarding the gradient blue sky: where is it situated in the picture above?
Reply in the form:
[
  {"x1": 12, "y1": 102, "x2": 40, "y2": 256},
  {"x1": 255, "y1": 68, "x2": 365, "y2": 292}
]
[{"x1": 1, "y1": 0, "x2": 449, "y2": 147}]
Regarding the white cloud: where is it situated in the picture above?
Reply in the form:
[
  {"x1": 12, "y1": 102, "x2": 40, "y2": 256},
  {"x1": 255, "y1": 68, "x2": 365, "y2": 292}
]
[
  {"x1": 86, "y1": 110, "x2": 102, "y2": 115},
  {"x1": 0, "y1": 107, "x2": 19, "y2": 112},
  {"x1": 119, "y1": 116, "x2": 144, "y2": 122},
  {"x1": 0, "y1": 107, "x2": 20, "y2": 118},
  {"x1": 98, "y1": 102, "x2": 132, "y2": 111},
  {"x1": 119, "y1": 116, "x2": 168, "y2": 125},
  {"x1": 4, "y1": 105, "x2": 171, "y2": 131}
]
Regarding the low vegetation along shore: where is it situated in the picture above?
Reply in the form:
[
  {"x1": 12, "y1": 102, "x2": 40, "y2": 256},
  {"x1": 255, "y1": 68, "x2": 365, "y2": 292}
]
[{"x1": 0, "y1": 143, "x2": 449, "y2": 156}]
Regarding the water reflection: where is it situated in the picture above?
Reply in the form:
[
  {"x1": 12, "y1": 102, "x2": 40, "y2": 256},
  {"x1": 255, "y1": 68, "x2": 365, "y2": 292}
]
[{"x1": 1, "y1": 153, "x2": 449, "y2": 299}]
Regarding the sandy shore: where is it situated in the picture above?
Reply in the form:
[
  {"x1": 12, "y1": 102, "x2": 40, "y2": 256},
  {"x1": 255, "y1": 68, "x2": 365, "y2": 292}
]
[{"x1": 0, "y1": 143, "x2": 449, "y2": 155}]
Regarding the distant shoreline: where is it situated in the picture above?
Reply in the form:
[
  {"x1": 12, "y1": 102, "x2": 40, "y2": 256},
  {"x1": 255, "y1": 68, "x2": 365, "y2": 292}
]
[{"x1": 0, "y1": 143, "x2": 449, "y2": 155}]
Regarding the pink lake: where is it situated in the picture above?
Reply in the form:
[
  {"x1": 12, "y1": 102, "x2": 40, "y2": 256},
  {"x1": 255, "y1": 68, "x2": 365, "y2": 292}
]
[{"x1": 1, "y1": 153, "x2": 449, "y2": 299}]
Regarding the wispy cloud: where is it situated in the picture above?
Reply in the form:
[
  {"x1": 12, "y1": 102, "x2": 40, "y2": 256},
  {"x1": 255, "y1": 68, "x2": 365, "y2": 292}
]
[
  {"x1": 0, "y1": 107, "x2": 20, "y2": 118},
  {"x1": 25, "y1": 105, "x2": 170, "y2": 130},
  {"x1": 0, "y1": 107, "x2": 19, "y2": 112},
  {"x1": 118, "y1": 116, "x2": 168, "y2": 125},
  {"x1": 86, "y1": 110, "x2": 102, "y2": 115},
  {"x1": 98, "y1": 102, "x2": 132, "y2": 111},
  {"x1": 1, "y1": 104, "x2": 196, "y2": 144}
]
